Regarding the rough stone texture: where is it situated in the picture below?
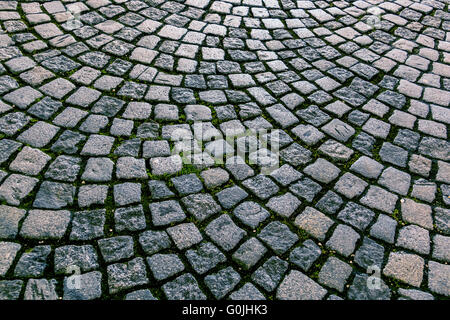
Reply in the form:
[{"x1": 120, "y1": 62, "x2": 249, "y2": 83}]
[
  {"x1": 277, "y1": 270, "x2": 327, "y2": 300},
  {"x1": 107, "y1": 258, "x2": 149, "y2": 294},
  {"x1": 318, "y1": 257, "x2": 352, "y2": 292},
  {"x1": 428, "y1": 261, "x2": 450, "y2": 296},
  {"x1": 383, "y1": 252, "x2": 424, "y2": 287},
  {"x1": 162, "y1": 274, "x2": 206, "y2": 300},
  {"x1": 0, "y1": 0, "x2": 448, "y2": 301},
  {"x1": 20, "y1": 210, "x2": 71, "y2": 240}
]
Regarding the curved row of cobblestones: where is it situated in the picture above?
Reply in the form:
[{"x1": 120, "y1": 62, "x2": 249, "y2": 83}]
[{"x1": 0, "y1": 0, "x2": 449, "y2": 300}]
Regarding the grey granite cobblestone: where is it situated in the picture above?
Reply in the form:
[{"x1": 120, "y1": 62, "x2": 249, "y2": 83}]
[{"x1": 0, "y1": 0, "x2": 448, "y2": 301}]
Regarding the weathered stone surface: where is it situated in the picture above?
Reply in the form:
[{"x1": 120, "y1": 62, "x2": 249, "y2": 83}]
[
  {"x1": 383, "y1": 252, "x2": 424, "y2": 287},
  {"x1": 277, "y1": 270, "x2": 327, "y2": 300},
  {"x1": 1, "y1": 0, "x2": 447, "y2": 301}
]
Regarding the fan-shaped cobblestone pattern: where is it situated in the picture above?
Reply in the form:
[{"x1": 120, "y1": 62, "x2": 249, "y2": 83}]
[{"x1": 0, "y1": 0, "x2": 449, "y2": 300}]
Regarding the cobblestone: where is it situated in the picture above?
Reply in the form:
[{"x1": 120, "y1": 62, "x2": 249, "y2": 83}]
[{"x1": 0, "y1": 0, "x2": 447, "y2": 300}]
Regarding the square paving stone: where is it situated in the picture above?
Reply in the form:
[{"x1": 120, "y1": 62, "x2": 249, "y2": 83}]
[
  {"x1": 233, "y1": 201, "x2": 270, "y2": 229},
  {"x1": 14, "y1": 246, "x2": 52, "y2": 278},
  {"x1": 318, "y1": 257, "x2": 352, "y2": 292},
  {"x1": 362, "y1": 118, "x2": 391, "y2": 139},
  {"x1": 116, "y1": 157, "x2": 147, "y2": 180},
  {"x1": 229, "y1": 283, "x2": 265, "y2": 300},
  {"x1": 97, "y1": 236, "x2": 134, "y2": 262},
  {"x1": 204, "y1": 267, "x2": 241, "y2": 299},
  {"x1": 354, "y1": 237, "x2": 385, "y2": 269},
  {"x1": 205, "y1": 214, "x2": 246, "y2": 251},
  {"x1": 360, "y1": 186, "x2": 398, "y2": 214},
  {"x1": 40, "y1": 78, "x2": 76, "y2": 99},
  {"x1": 20, "y1": 210, "x2": 71, "y2": 240},
  {"x1": 63, "y1": 271, "x2": 102, "y2": 300},
  {"x1": 0, "y1": 174, "x2": 38, "y2": 206},
  {"x1": 148, "y1": 180, "x2": 174, "y2": 200},
  {"x1": 114, "y1": 183, "x2": 141, "y2": 206},
  {"x1": 396, "y1": 225, "x2": 430, "y2": 255},
  {"x1": 122, "y1": 102, "x2": 152, "y2": 119},
  {"x1": 154, "y1": 103, "x2": 179, "y2": 121},
  {"x1": 410, "y1": 179, "x2": 437, "y2": 203},
  {"x1": 347, "y1": 273, "x2": 391, "y2": 300},
  {"x1": 266, "y1": 192, "x2": 301, "y2": 218},
  {"x1": 270, "y1": 164, "x2": 303, "y2": 186},
  {"x1": 171, "y1": 174, "x2": 203, "y2": 196},
  {"x1": 167, "y1": 223, "x2": 203, "y2": 250},
  {"x1": 369, "y1": 214, "x2": 397, "y2": 244},
  {"x1": 334, "y1": 172, "x2": 368, "y2": 199},
  {"x1": 378, "y1": 167, "x2": 411, "y2": 195},
  {"x1": 318, "y1": 139, "x2": 354, "y2": 162},
  {"x1": 52, "y1": 108, "x2": 87, "y2": 129},
  {"x1": 232, "y1": 237, "x2": 267, "y2": 270},
  {"x1": 185, "y1": 242, "x2": 226, "y2": 275},
  {"x1": 266, "y1": 104, "x2": 299, "y2": 128},
  {"x1": 54, "y1": 245, "x2": 99, "y2": 274},
  {"x1": 280, "y1": 143, "x2": 312, "y2": 166},
  {"x1": 379, "y1": 142, "x2": 408, "y2": 167},
  {"x1": 81, "y1": 158, "x2": 114, "y2": 182},
  {"x1": 383, "y1": 251, "x2": 424, "y2": 287},
  {"x1": 24, "y1": 278, "x2": 58, "y2": 300},
  {"x1": 428, "y1": 261, "x2": 450, "y2": 296},
  {"x1": 125, "y1": 289, "x2": 157, "y2": 301},
  {"x1": 115, "y1": 139, "x2": 141, "y2": 157},
  {"x1": 114, "y1": 205, "x2": 146, "y2": 232},
  {"x1": 0, "y1": 242, "x2": 21, "y2": 277},
  {"x1": 139, "y1": 230, "x2": 172, "y2": 255},
  {"x1": 292, "y1": 124, "x2": 325, "y2": 146},
  {"x1": 44, "y1": 156, "x2": 81, "y2": 182},
  {"x1": 242, "y1": 175, "x2": 279, "y2": 200},
  {"x1": 0, "y1": 139, "x2": 21, "y2": 165},
  {"x1": 92, "y1": 96, "x2": 126, "y2": 117},
  {"x1": 289, "y1": 177, "x2": 322, "y2": 203},
  {"x1": 432, "y1": 234, "x2": 450, "y2": 262},
  {"x1": 3, "y1": 86, "x2": 42, "y2": 109},
  {"x1": 81, "y1": 135, "x2": 115, "y2": 156},
  {"x1": 0, "y1": 205, "x2": 26, "y2": 239},
  {"x1": 337, "y1": 202, "x2": 375, "y2": 231},
  {"x1": 70, "y1": 209, "x2": 105, "y2": 241},
  {"x1": 397, "y1": 288, "x2": 434, "y2": 301},
  {"x1": 107, "y1": 257, "x2": 149, "y2": 294},
  {"x1": 33, "y1": 181, "x2": 75, "y2": 209},
  {"x1": 9, "y1": 146, "x2": 51, "y2": 176},
  {"x1": 326, "y1": 224, "x2": 360, "y2": 257},
  {"x1": 200, "y1": 168, "x2": 229, "y2": 189},
  {"x1": 79, "y1": 115, "x2": 110, "y2": 135},
  {"x1": 142, "y1": 140, "x2": 170, "y2": 158},
  {"x1": 162, "y1": 273, "x2": 206, "y2": 300},
  {"x1": 17, "y1": 121, "x2": 59, "y2": 148},
  {"x1": 276, "y1": 270, "x2": 327, "y2": 300},
  {"x1": 110, "y1": 119, "x2": 134, "y2": 137},
  {"x1": 289, "y1": 239, "x2": 322, "y2": 271},
  {"x1": 147, "y1": 253, "x2": 185, "y2": 280},
  {"x1": 150, "y1": 200, "x2": 186, "y2": 227},
  {"x1": 66, "y1": 87, "x2": 101, "y2": 108},
  {"x1": 79, "y1": 118, "x2": 110, "y2": 136},
  {"x1": 182, "y1": 193, "x2": 221, "y2": 221},
  {"x1": 251, "y1": 256, "x2": 288, "y2": 293},
  {"x1": 258, "y1": 221, "x2": 298, "y2": 255},
  {"x1": 294, "y1": 207, "x2": 334, "y2": 241},
  {"x1": 350, "y1": 156, "x2": 384, "y2": 179},
  {"x1": 321, "y1": 119, "x2": 355, "y2": 142},
  {"x1": 304, "y1": 158, "x2": 341, "y2": 183},
  {"x1": 150, "y1": 155, "x2": 183, "y2": 176}
]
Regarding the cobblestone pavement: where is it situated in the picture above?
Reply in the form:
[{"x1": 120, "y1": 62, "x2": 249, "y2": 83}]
[{"x1": 0, "y1": 0, "x2": 449, "y2": 301}]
